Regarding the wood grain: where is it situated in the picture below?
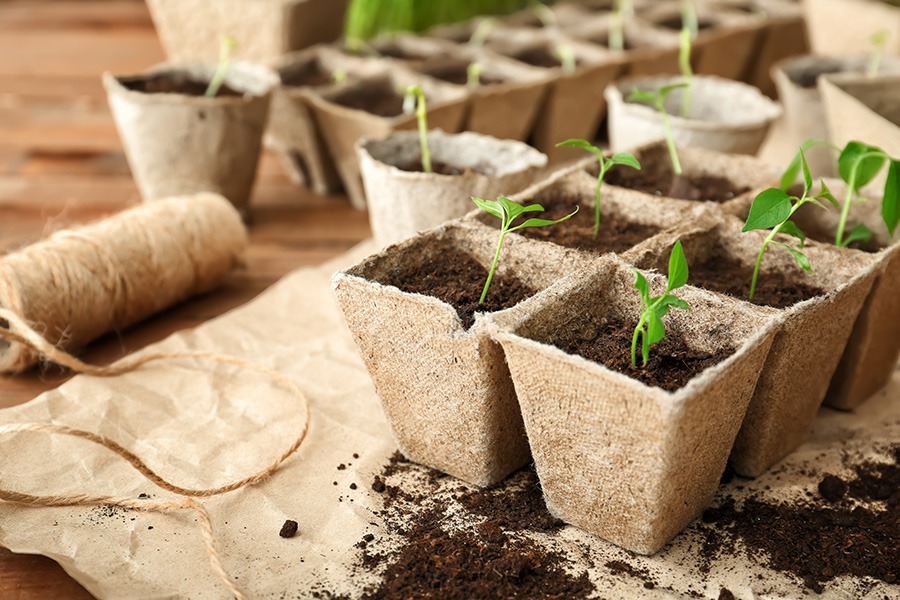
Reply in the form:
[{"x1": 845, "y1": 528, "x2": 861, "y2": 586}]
[{"x1": 0, "y1": 1, "x2": 369, "y2": 597}]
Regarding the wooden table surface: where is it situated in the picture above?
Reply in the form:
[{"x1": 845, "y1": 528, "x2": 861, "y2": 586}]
[{"x1": 0, "y1": 1, "x2": 369, "y2": 597}]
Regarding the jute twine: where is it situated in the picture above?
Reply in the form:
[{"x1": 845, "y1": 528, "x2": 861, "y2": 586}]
[
  {"x1": 0, "y1": 192, "x2": 248, "y2": 373},
  {"x1": 0, "y1": 308, "x2": 312, "y2": 600}
]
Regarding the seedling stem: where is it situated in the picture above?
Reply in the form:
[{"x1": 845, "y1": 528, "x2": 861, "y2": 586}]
[
  {"x1": 629, "y1": 84, "x2": 688, "y2": 176},
  {"x1": 204, "y1": 35, "x2": 238, "y2": 98},
  {"x1": 679, "y1": 27, "x2": 693, "y2": 119},
  {"x1": 467, "y1": 62, "x2": 484, "y2": 89},
  {"x1": 868, "y1": 30, "x2": 888, "y2": 76},
  {"x1": 403, "y1": 84, "x2": 432, "y2": 173}
]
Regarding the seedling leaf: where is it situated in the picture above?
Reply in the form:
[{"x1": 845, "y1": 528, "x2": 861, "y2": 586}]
[
  {"x1": 646, "y1": 311, "x2": 666, "y2": 346},
  {"x1": 773, "y1": 242, "x2": 812, "y2": 273},
  {"x1": 510, "y1": 214, "x2": 577, "y2": 231},
  {"x1": 843, "y1": 223, "x2": 874, "y2": 247},
  {"x1": 667, "y1": 240, "x2": 689, "y2": 290},
  {"x1": 839, "y1": 141, "x2": 885, "y2": 188},
  {"x1": 471, "y1": 197, "x2": 503, "y2": 219},
  {"x1": 660, "y1": 296, "x2": 691, "y2": 311},
  {"x1": 608, "y1": 153, "x2": 642, "y2": 170},
  {"x1": 634, "y1": 270, "x2": 650, "y2": 305},
  {"x1": 883, "y1": 160, "x2": 900, "y2": 237},
  {"x1": 816, "y1": 179, "x2": 840, "y2": 209},
  {"x1": 779, "y1": 220, "x2": 806, "y2": 246},
  {"x1": 557, "y1": 138, "x2": 605, "y2": 159},
  {"x1": 743, "y1": 188, "x2": 793, "y2": 232},
  {"x1": 801, "y1": 148, "x2": 813, "y2": 194}
]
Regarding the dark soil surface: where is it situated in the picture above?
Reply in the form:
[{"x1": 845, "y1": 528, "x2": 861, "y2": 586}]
[
  {"x1": 422, "y1": 64, "x2": 506, "y2": 86},
  {"x1": 379, "y1": 246, "x2": 535, "y2": 329},
  {"x1": 799, "y1": 219, "x2": 884, "y2": 253},
  {"x1": 510, "y1": 196, "x2": 662, "y2": 254},
  {"x1": 392, "y1": 158, "x2": 494, "y2": 176},
  {"x1": 279, "y1": 60, "x2": 332, "y2": 88},
  {"x1": 120, "y1": 74, "x2": 242, "y2": 97},
  {"x1": 374, "y1": 45, "x2": 433, "y2": 61},
  {"x1": 584, "y1": 34, "x2": 636, "y2": 50},
  {"x1": 656, "y1": 16, "x2": 715, "y2": 31},
  {"x1": 606, "y1": 165, "x2": 750, "y2": 203},
  {"x1": 788, "y1": 63, "x2": 856, "y2": 89},
  {"x1": 688, "y1": 254, "x2": 825, "y2": 309},
  {"x1": 509, "y1": 46, "x2": 582, "y2": 69},
  {"x1": 331, "y1": 84, "x2": 407, "y2": 117},
  {"x1": 545, "y1": 314, "x2": 734, "y2": 391}
]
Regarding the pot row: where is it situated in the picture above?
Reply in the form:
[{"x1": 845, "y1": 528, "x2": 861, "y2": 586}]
[{"x1": 331, "y1": 150, "x2": 900, "y2": 554}]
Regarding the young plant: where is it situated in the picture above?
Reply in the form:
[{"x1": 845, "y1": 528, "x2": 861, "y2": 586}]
[
  {"x1": 332, "y1": 69, "x2": 348, "y2": 84},
  {"x1": 744, "y1": 149, "x2": 839, "y2": 300},
  {"x1": 681, "y1": 0, "x2": 699, "y2": 39},
  {"x1": 531, "y1": 0, "x2": 557, "y2": 28},
  {"x1": 780, "y1": 139, "x2": 900, "y2": 247},
  {"x1": 628, "y1": 83, "x2": 688, "y2": 176},
  {"x1": 678, "y1": 27, "x2": 694, "y2": 118},
  {"x1": 402, "y1": 84, "x2": 432, "y2": 173},
  {"x1": 609, "y1": 0, "x2": 634, "y2": 52},
  {"x1": 868, "y1": 30, "x2": 889, "y2": 76},
  {"x1": 631, "y1": 240, "x2": 691, "y2": 367},
  {"x1": 553, "y1": 44, "x2": 577, "y2": 74},
  {"x1": 555, "y1": 139, "x2": 641, "y2": 236},
  {"x1": 471, "y1": 196, "x2": 578, "y2": 304},
  {"x1": 468, "y1": 17, "x2": 497, "y2": 49},
  {"x1": 467, "y1": 62, "x2": 484, "y2": 90},
  {"x1": 204, "y1": 35, "x2": 238, "y2": 98}
]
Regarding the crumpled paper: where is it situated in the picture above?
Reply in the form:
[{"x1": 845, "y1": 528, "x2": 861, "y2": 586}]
[{"x1": 0, "y1": 242, "x2": 897, "y2": 600}]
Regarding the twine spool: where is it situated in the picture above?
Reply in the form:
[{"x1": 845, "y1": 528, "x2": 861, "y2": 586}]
[{"x1": 0, "y1": 192, "x2": 247, "y2": 372}]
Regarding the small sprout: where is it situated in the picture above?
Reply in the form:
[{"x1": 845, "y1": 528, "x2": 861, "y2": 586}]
[
  {"x1": 678, "y1": 27, "x2": 694, "y2": 119},
  {"x1": 609, "y1": 0, "x2": 634, "y2": 52},
  {"x1": 403, "y1": 84, "x2": 431, "y2": 174},
  {"x1": 531, "y1": 0, "x2": 558, "y2": 28},
  {"x1": 554, "y1": 44, "x2": 577, "y2": 74},
  {"x1": 743, "y1": 149, "x2": 838, "y2": 300},
  {"x1": 467, "y1": 62, "x2": 484, "y2": 90},
  {"x1": 628, "y1": 83, "x2": 688, "y2": 176},
  {"x1": 681, "y1": 0, "x2": 699, "y2": 39},
  {"x1": 631, "y1": 240, "x2": 691, "y2": 367},
  {"x1": 204, "y1": 35, "x2": 238, "y2": 98},
  {"x1": 468, "y1": 17, "x2": 496, "y2": 49},
  {"x1": 471, "y1": 196, "x2": 578, "y2": 304},
  {"x1": 781, "y1": 139, "x2": 900, "y2": 245},
  {"x1": 556, "y1": 139, "x2": 640, "y2": 236},
  {"x1": 867, "y1": 30, "x2": 889, "y2": 77},
  {"x1": 332, "y1": 69, "x2": 348, "y2": 84}
]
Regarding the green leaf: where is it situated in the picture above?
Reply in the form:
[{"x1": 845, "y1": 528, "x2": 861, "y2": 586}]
[
  {"x1": 800, "y1": 147, "x2": 812, "y2": 195},
  {"x1": 471, "y1": 196, "x2": 502, "y2": 219},
  {"x1": 780, "y1": 150, "x2": 802, "y2": 192},
  {"x1": 607, "y1": 152, "x2": 641, "y2": 170},
  {"x1": 659, "y1": 296, "x2": 690, "y2": 311},
  {"x1": 778, "y1": 220, "x2": 806, "y2": 246},
  {"x1": 667, "y1": 240, "x2": 689, "y2": 291},
  {"x1": 773, "y1": 241, "x2": 812, "y2": 273},
  {"x1": 842, "y1": 223, "x2": 874, "y2": 247},
  {"x1": 882, "y1": 160, "x2": 900, "y2": 237},
  {"x1": 509, "y1": 206, "x2": 579, "y2": 232},
  {"x1": 556, "y1": 138, "x2": 604, "y2": 159},
  {"x1": 646, "y1": 310, "x2": 666, "y2": 345},
  {"x1": 815, "y1": 179, "x2": 840, "y2": 209},
  {"x1": 627, "y1": 87, "x2": 658, "y2": 105},
  {"x1": 839, "y1": 141, "x2": 886, "y2": 188},
  {"x1": 659, "y1": 82, "x2": 689, "y2": 98},
  {"x1": 743, "y1": 188, "x2": 793, "y2": 232},
  {"x1": 634, "y1": 270, "x2": 650, "y2": 305}
]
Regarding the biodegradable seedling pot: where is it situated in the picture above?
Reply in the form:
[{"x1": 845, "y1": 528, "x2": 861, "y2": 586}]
[
  {"x1": 364, "y1": 34, "x2": 461, "y2": 66},
  {"x1": 759, "y1": 179, "x2": 900, "y2": 410},
  {"x1": 736, "y1": 0, "x2": 809, "y2": 98},
  {"x1": 267, "y1": 46, "x2": 377, "y2": 195},
  {"x1": 413, "y1": 48, "x2": 552, "y2": 142},
  {"x1": 628, "y1": 215, "x2": 878, "y2": 477},
  {"x1": 331, "y1": 221, "x2": 581, "y2": 487},
  {"x1": 306, "y1": 69, "x2": 468, "y2": 209},
  {"x1": 803, "y1": 0, "x2": 900, "y2": 58},
  {"x1": 146, "y1": 0, "x2": 349, "y2": 63},
  {"x1": 103, "y1": 61, "x2": 278, "y2": 215},
  {"x1": 581, "y1": 140, "x2": 780, "y2": 208},
  {"x1": 563, "y1": 16, "x2": 682, "y2": 77},
  {"x1": 772, "y1": 55, "x2": 900, "y2": 177},
  {"x1": 358, "y1": 129, "x2": 547, "y2": 247},
  {"x1": 484, "y1": 30, "x2": 625, "y2": 163},
  {"x1": 606, "y1": 75, "x2": 782, "y2": 156},
  {"x1": 486, "y1": 254, "x2": 777, "y2": 554}
]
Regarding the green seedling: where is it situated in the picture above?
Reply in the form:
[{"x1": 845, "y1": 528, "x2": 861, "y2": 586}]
[
  {"x1": 868, "y1": 30, "x2": 889, "y2": 76},
  {"x1": 468, "y1": 17, "x2": 497, "y2": 49},
  {"x1": 471, "y1": 196, "x2": 578, "y2": 304},
  {"x1": 609, "y1": 0, "x2": 634, "y2": 52},
  {"x1": 631, "y1": 240, "x2": 691, "y2": 367},
  {"x1": 332, "y1": 69, "x2": 348, "y2": 84},
  {"x1": 744, "y1": 149, "x2": 839, "y2": 300},
  {"x1": 531, "y1": 0, "x2": 557, "y2": 27},
  {"x1": 554, "y1": 44, "x2": 577, "y2": 74},
  {"x1": 780, "y1": 139, "x2": 900, "y2": 247},
  {"x1": 204, "y1": 35, "x2": 238, "y2": 98},
  {"x1": 402, "y1": 84, "x2": 432, "y2": 173},
  {"x1": 678, "y1": 27, "x2": 694, "y2": 118},
  {"x1": 681, "y1": 0, "x2": 699, "y2": 39},
  {"x1": 556, "y1": 139, "x2": 640, "y2": 236},
  {"x1": 628, "y1": 83, "x2": 688, "y2": 176},
  {"x1": 467, "y1": 62, "x2": 484, "y2": 89}
]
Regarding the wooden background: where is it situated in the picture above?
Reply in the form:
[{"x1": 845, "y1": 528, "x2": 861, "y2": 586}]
[{"x1": 0, "y1": 1, "x2": 370, "y2": 596}]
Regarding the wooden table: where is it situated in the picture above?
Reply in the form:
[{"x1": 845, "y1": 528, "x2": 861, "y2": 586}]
[{"x1": 0, "y1": 1, "x2": 369, "y2": 597}]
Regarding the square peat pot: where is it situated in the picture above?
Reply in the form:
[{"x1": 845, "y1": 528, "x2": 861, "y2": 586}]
[
  {"x1": 468, "y1": 166, "x2": 714, "y2": 258},
  {"x1": 331, "y1": 221, "x2": 582, "y2": 487},
  {"x1": 486, "y1": 255, "x2": 777, "y2": 554},
  {"x1": 628, "y1": 215, "x2": 878, "y2": 477}
]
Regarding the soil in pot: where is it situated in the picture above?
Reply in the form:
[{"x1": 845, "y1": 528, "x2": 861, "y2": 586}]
[
  {"x1": 656, "y1": 16, "x2": 716, "y2": 32},
  {"x1": 688, "y1": 254, "x2": 825, "y2": 309},
  {"x1": 279, "y1": 59, "x2": 333, "y2": 88},
  {"x1": 330, "y1": 83, "x2": 407, "y2": 117},
  {"x1": 584, "y1": 34, "x2": 637, "y2": 51},
  {"x1": 509, "y1": 46, "x2": 583, "y2": 70},
  {"x1": 120, "y1": 73, "x2": 243, "y2": 97},
  {"x1": 543, "y1": 313, "x2": 736, "y2": 392},
  {"x1": 509, "y1": 196, "x2": 662, "y2": 254},
  {"x1": 423, "y1": 64, "x2": 507, "y2": 86},
  {"x1": 380, "y1": 244, "x2": 535, "y2": 329},
  {"x1": 392, "y1": 156, "x2": 496, "y2": 176},
  {"x1": 606, "y1": 162, "x2": 750, "y2": 203},
  {"x1": 372, "y1": 45, "x2": 433, "y2": 62}
]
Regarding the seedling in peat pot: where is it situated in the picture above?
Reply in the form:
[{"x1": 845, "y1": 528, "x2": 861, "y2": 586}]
[
  {"x1": 678, "y1": 27, "x2": 694, "y2": 118},
  {"x1": 631, "y1": 240, "x2": 691, "y2": 367},
  {"x1": 780, "y1": 139, "x2": 900, "y2": 247},
  {"x1": 468, "y1": 17, "x2": 496, "y2": 49},
  {"x1": 681, "y1": 0, "x2": 699, "y2": 39},
  {"x1": 628, "y1": 83, "x2": 689, "y2": 177},
  {"x1": 744, "y1": 149, "x2": 839, "y2": 300},
  {"x1": 467, "y1": 62, "x2": 484, "y2": 90},
  {"x1": 204, "y1": 35, "x2": 238, "y2": 98},
  {"x1": 402, "y1": 84, "x2": 432, "y2": 173},
  {"x1": 471, "y1": 196, "x2": 578, "y2": 304},
  {"x1": 556, "y1": 138, "x2": 641, "y2": 236},
  {"x1": 609, "y1": 0, "x2": 634, "y2": 52},
  {"x1": 332, "y1": 69, "x2": 348, "y2": 85},
  {"x1": 554, "y1": 44, "x2": 577, "y2": 75},
  {"x1": 868, "y1": 30, "x2": 889, "y2": 76}
]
